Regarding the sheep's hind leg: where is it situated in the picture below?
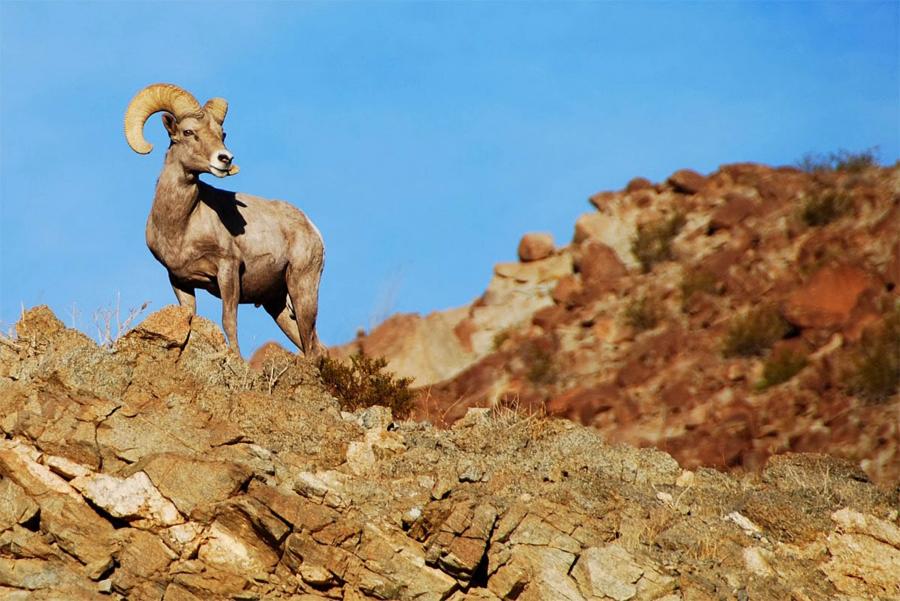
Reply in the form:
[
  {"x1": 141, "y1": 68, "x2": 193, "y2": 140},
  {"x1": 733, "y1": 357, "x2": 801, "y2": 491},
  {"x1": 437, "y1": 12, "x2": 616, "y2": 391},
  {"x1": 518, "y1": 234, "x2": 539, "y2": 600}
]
[
  {"x1": 286, "y1": 265, "x2": 324, "y2": 358},
  {"x1": 263, "y1": 297, "x2": 304, "y2": 351}
]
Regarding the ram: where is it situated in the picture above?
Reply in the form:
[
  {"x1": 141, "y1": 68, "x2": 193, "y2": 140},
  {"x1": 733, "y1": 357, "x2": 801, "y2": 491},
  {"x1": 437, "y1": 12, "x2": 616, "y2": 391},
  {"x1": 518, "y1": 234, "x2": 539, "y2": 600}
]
[{"x1": 124, "y1": 83, "x2": 324, "y2": 357}]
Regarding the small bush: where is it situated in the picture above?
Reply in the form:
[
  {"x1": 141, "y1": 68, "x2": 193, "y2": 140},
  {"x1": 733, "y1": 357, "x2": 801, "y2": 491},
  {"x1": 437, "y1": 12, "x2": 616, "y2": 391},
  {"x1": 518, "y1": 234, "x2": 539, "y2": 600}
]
[
  {"x1": 492, "y1": 329, "x2": 511, "y2": 351},
  {"x1": 758, "y1": 347, "x2": 808, "y2": 389},
  {"x1": 796, "y1": 148, "x2": 879, "y2": 173},
  {"x1": 723, "y1": 307, "x2": 790, "y2": 357},
  {"x1": 801, "y1": 188, "x2": 853, "y2": 226},
  {"x1": 849, "y1": 307, "x2": 900, "y2": 402},
  {"x1": 318, "y1": 351, "x2": 415, "y2": 418},
  {"x1": 522, "y1": 342, "x2": 558, "y2": 385},
  {"x1": 680, "y1": 268, "x2": 718, "y2": 307},
  {"x1": 632, "y1": 213, "x2": 686, "y2": 273},
  {"x1": 624, "y1": 296, "x2": 662, "y2": 331}
]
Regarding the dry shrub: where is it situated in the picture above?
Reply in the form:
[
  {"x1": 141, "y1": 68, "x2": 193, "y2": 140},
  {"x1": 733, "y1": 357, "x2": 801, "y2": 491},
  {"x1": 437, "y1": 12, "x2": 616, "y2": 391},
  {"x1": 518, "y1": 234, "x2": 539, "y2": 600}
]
[
  {"x1": 318, "y1": 351, "x2": 415, "y2": 418},
  {"x1": 523, "y1": 342, "x2": 557, "y2": 385},
  {"x1": 680, "y1": 268, "x2": 718, "y2": 308},
  {"x1": 849, "y1": 306, "x2": 900, "y2": 402},
  {"x1": 758, "y1": 347, "x2": 808, "y2": 389},
  {"x1": 632, "y1": 213, "x2": 686, "y2": 273},
  {"x1": 624, "y1": 296, "x2": 662, "y2": 331},
  {"x1": 801, "y1": 188, "x2": 853, "y2": 226},
  {"x1": 723, "y1": 307, "x2": 790, "y2": 357},
  {"x1": 796, "y1": 147, "x2": 879, "y2": 173}
]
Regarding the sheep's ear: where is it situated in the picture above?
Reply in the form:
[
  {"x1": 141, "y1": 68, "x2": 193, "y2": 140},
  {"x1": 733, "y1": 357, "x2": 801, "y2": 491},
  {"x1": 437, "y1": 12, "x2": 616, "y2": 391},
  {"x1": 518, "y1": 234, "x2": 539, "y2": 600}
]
[{"x1": 161, "y1": 113, "x2": 178, "y2": 137}]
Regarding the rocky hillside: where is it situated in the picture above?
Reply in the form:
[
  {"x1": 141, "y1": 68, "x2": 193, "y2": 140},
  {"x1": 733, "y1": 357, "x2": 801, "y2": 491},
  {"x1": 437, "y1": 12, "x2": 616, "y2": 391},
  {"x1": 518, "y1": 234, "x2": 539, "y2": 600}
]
[
  {"x1": 1, "y1": 306, "x2": 898, "y2": 600},
  {"x1": 339, "y1": 161, "x2": 900, "y2": 485}
]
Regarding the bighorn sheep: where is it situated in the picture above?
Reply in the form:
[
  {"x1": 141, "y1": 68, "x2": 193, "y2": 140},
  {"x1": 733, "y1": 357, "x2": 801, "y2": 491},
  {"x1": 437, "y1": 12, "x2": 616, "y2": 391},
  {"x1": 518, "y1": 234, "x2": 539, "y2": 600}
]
[{"x1": 124, "y1": 83, "x2": 324, "y2": 357}]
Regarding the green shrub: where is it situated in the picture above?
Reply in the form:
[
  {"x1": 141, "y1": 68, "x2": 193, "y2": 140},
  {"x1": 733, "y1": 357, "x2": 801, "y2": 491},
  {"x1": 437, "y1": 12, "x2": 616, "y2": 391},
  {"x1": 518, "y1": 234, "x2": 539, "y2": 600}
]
[
  {"x1": 318, "y1": 351, "x2": 415, "y2": 418},
  {"x1": 624, "y1": 296, "x2": 662, "y2": 331},
  {"x1": 758, "y1": 347, "x2": 808, "y2": 389},
  {"x1": 632, "y1": 213, "x2": 686, "y2": 273},
  {"x1": 801, "y1": 189, "x2": 853, "y2": 226},
  {"x1": 849, "y1": 307, "x2": 900, "y2": 402},
  {"x1": 723, "y1": 307, "x2": 790, "y2": 357},
  {"x1": 680, "y1": 268, "x2": 718, "y2": 308}
]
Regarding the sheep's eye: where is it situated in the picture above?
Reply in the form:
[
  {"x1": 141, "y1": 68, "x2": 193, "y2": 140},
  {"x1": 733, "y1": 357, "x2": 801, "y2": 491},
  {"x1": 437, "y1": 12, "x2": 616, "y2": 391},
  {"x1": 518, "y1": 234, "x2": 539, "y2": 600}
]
[
  {"x1": 222, "y1": 132, "x2": 227, "y2": 140},
  {"x1": 183, "y1": 130, "x2": 194, "y2": 137}
]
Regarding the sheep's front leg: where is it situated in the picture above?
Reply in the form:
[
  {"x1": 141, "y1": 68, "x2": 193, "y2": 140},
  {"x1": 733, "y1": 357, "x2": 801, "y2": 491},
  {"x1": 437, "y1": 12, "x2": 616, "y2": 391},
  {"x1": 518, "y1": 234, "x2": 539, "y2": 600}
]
[
  {"x1": 169, "y1": 273, "x2": 196, "y2": 314},
  {"x1": 218, "y1": 262, "x2": 241, "y2": 355}
]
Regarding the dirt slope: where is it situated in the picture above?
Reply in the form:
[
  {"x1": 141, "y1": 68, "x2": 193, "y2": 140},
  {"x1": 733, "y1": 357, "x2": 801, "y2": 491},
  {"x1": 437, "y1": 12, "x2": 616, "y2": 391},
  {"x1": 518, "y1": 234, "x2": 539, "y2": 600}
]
[{"x1": 0, "y1": 305, "x2": 898, "y2": 600}]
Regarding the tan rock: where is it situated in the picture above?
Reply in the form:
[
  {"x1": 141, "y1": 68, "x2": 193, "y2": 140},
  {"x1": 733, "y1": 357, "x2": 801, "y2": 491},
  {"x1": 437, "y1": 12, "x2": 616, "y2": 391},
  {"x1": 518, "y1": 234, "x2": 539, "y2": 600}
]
[
  {"x1": 518, "y1": 233, "x2": 555, "y2": 262},
  {"x1": 424, "y1": 501, "x2": 497, "y2": 585},
  {"x1": 571, "y1": 545, "x2": 675, "y2": 601},
  {"x1": 70, "y1": 471, "x2": 183, "y2": 529},
  {"x1": 123, "y1": 305, "x2": 192, "y2": 349},
  {"x1": 822, "y1": 509, "x2": 900, "y2": 598},
  {"x1": 573, "y1": 212, "x2": 639, "y2": 269},
  {"x1": 197, "y1": 504, "x2": 280, "y2": 575},
  {"x1": 112, "y1": 529, "x2": 177, "y2": 593},
  {"x1": 0, "y1": 557, "x2": 99, "y2": 597},
  {"x1": 0, "y1": 440, "x2": 115, "y2": 566},
  {"x1": 494, "y1": 253, "x2": 572, "y2": 284},
  {"x1": 131, "y1": 453, "x2": 251, "y2": 515},
  {"x1": 0, "y1": 478, "x2": 38, "y2": 530}
]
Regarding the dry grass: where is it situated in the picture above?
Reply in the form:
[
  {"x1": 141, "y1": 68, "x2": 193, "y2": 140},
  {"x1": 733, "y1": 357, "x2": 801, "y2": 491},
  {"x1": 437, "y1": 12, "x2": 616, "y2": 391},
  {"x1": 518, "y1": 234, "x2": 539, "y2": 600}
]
[{"x1": 93, "y1": 293, "x2": 150, "y2": 348}]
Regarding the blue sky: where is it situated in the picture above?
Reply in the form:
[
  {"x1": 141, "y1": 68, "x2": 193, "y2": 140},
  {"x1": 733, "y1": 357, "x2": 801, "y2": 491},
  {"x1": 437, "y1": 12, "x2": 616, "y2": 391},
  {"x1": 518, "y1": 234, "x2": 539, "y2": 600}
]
[{"x1": 1, "y1": 1, "x2": 897, "y2": 353}]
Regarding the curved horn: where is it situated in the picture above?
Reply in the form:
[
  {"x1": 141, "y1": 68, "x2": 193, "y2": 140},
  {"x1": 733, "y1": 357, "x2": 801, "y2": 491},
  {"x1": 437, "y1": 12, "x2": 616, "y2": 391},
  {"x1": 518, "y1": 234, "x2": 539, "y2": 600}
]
[
  {"x1": 204, "y1": 98, "x2": 228, "y2": 124},
  {"x1": 124, "y1": 83, "x2": 202, "y2": 154}
]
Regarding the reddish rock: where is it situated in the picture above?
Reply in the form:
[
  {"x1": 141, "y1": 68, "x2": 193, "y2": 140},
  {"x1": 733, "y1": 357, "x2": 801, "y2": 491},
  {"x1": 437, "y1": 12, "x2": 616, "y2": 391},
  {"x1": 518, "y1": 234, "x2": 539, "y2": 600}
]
[
  {"x1": 625, "y1": 177, "x2": 654, "y2": 193},
  {"x1": 783, "y1": 265, "x2": 879, "y2": 329},
  {"x1": 588, "y1": 190, "x2": 618, "y2": 210},
  {"x1": 248, "y1": 341, "x2": 290, "y2": 372},
  {"x1": 517, "y1": 233, "x2": 555, "y2": 263},
  {"x1": 575, "y1": 241, "x2": 627, "y2": 296},
  {"x1": 667, "y1": 169, "x2": 707, "y2": 194},
  {"x1": 709, "y1": 193, "x2": 761, "y2": 231},
  {"x1": 551, "y1": 274, "x2": 584, "y2": 308},
  {"x1": 547, "y1": 383, "x2": 623, "y2": 425},
  {"x1": 532, "y1": 305, "x2": 569, "y2": 331}
]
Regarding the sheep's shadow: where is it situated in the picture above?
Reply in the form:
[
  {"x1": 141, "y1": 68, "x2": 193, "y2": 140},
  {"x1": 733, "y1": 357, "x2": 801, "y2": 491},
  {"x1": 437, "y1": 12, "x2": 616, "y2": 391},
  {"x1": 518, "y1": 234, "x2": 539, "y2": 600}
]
[{"x1": 200, "y1": 184, "x2": 247, "y2": 236}]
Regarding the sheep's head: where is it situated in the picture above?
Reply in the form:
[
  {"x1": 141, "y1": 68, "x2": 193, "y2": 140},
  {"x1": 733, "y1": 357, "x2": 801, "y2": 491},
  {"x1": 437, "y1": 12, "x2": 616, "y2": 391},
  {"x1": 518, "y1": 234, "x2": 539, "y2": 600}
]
[{"x1": 124, "y1": 83, "x2": 239, "y2": 178}]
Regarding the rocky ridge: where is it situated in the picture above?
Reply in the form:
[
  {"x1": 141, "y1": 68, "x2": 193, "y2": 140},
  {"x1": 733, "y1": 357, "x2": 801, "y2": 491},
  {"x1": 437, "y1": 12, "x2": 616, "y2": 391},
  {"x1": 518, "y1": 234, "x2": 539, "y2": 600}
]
[
  {"x1": 339, "y1": 162, "x2": 900, "y2": 485},
  {"x1": 0, "y1": 305, "x2": 899, "y2": 600}
]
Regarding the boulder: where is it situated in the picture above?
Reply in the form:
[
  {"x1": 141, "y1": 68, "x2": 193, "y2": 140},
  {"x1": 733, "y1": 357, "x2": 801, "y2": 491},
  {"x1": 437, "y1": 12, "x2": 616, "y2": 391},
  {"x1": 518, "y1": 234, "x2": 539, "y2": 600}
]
[
  {"x1": 625, "y1": 177, "x2": 654, "y2": 193},
  {"x1": 128, "y1": 454, "x2": 251, "y2": 516},
  {"x1": 783, "y1": 264, "x2": 878, "y2": 329},
  {"x1": 70, "y1": 471, "x2": 183, "y2": 529},
  {"x1": 517, "y1": 233, "x2": 555, "y2": 262},
  {"x1": 667, "y1": 169, "x2": 707, "y2": 194}
]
